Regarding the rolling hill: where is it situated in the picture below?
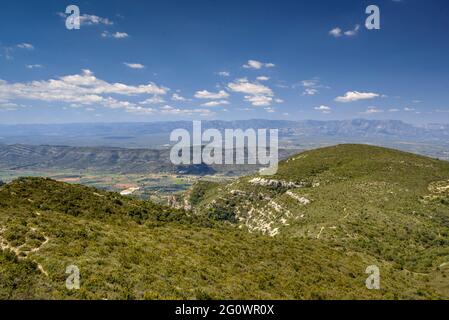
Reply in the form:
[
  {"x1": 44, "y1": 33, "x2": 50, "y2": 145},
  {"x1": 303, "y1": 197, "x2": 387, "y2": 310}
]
[
  {"x1": 1, "y1": 144, "x2": 448, "y2": 299},
  {"x1": 183, "y1": 145, "x2": 449, "y2": 296}
]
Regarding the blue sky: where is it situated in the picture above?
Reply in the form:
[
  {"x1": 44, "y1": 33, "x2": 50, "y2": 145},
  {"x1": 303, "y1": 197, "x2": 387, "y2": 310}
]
[{"x1": 1, "y1": 0, "x2": 449, "y2": 124}]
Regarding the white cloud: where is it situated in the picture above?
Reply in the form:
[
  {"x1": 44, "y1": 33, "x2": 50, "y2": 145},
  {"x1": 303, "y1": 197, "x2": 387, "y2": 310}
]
[
  {"x1": 17, "y1": 43, "x2": 34, "y2": 50},
  {"x1": 314, "y1": 105, "x2": 332, "y2": 114},
  {"x1": 124, "y1": 62, "x2": 145, "y2": 69},
  {"x1": 0, "y1": 69, "x2": 168, "y2": 111},
  {"x1": 257, "y1": 76, "x2": 270, "y2": 81},
  {"x1": 228, "y1": 78, "x2": 274, "y2": 107},
  {"x1": 330, "y1": 25, "x2": 360, "y2": 38},
  {"x1": 243, "y1": 60, "x2": 275, "y2": 70},
  {"x1": 228, "y1": 78, "x2": 273, "y2": 96},
  {"x1": 113, "y1": 32, "x2": 129, "y2": 39},
  {"x1": 194, "y1": 90, "x2": 229, "y2": 100},
  {"x1": 404, "y1": 107, "x2": 415, "y2": 112},
  {"x1": 245, "y1": 95, "x2": 273, "y2": 107},
  {"x1": 303, "y1": 88, "x2": 318, "y2": 96},
  {"x1": 140, "y1": 96, "x2": 166, "y2": 105},
  {"x1": 171, "y1": 93, "x2": 188, "y2": 101},
  {"x1": 217, "y1": 71, "x2": 230, "y2": 77},
  {"x1": 201, "y1": 100, "x2": 229, "y2": 107},
  {"x1": 301, "y1": 80, "x2": 319, "y2": 87},
  {"x1": 125, "y1": 106, "x2": 156, "y2": 115},
  {"x1": 58, "y1": 12, "x2": 114, "y2": 26},
  {"x1": 26, "y1": 64, "x2": 43, "y2": 69},
  {"x1": 57, "y1": 13, "x2": 114, "y2": 26},
  {"x1": 80, "y1": 14, "x2": 113, "y2": 26},
  {"x1": 388, "y1": 108, "x2": 400, "y2": 112},
  {"x1": 344, "y1": 25, "x2": 360, "y2": 36},
  {"x1": 159, "y1": 105, "x2": 214, "y2": 117},
  {"x1": 335, "y1": 91, "x2": 380, "y2": 103},
  {"x1": 329, "y1": 28, "x2": 342, "y2": 38},
  {"x1": 102, "y1": 31, "x2": 129, "y2": 39},
  {"x1": 363, "y1": 107, "x2": 383, "y2": 114},
  {"x1": 298, "y1": 79, "x2": 326, "y2": 95}
]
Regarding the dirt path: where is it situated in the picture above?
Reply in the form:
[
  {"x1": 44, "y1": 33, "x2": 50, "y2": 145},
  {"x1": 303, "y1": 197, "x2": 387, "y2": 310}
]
[
  {"x1": 316, "y1": 227, "x2": 325, "y2": 239},
  {"x1": 0, "y1": 226, "x2": 50, "y2": 276}
]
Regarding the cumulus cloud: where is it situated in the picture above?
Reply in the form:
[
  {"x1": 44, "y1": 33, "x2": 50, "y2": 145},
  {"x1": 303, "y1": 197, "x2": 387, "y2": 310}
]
[
  {"x1": 0, "y1": 69, "x2": 168, "y2": 113},
  {"x1": 335, "y1": 91, "x2": 380, "y2": 103},
  {"x1": 242, "y1": 60, "x2": 275, "y2": 70},
  {"x1": 245, "y1": 95, "x2": 273, "y2": 107},
  {"x1": 314, "y1": 105, "x2": 332, "y2": 114},
  {"x1": 171, "y1": 93, "x2": 188, "y2": 101},
  {"x1": 227, "y1": 78, "x2": 273, "y2": 96},
  {"x1": 227, "y1": 78, "x2": 274, "y2": 107},
  {"x1": 194, "y1": 90, "x2": 229, "y2": 100}
]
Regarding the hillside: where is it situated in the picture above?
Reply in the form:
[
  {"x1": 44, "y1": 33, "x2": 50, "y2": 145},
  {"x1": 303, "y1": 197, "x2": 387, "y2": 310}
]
[
  {"x1": 1, "y1": 145, "x2": 448, "y2": 299},
  {"x1": 0, "y1": 175, "x2": 444, "y2": 299},
  {"x1": 187, "y1": 145, "x2": 449, "y2": 295}
]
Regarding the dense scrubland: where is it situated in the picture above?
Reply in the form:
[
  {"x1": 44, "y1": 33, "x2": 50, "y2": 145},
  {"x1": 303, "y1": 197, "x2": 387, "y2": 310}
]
[{"x1": 1, "y1": 145, "x2": 448, "y2": 299}]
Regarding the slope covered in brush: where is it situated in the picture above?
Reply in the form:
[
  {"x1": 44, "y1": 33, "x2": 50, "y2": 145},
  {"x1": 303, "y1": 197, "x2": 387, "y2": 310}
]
[
  {"x1": 190, "y1": 144, "x2": 449, "y2": 293},
  {"x1": 0, "y1": 176, "x2": 445, "y2": 299}
]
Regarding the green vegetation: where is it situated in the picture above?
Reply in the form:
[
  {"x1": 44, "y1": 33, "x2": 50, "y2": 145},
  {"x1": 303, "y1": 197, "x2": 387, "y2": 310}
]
[
  {"x1": 191, "y1": 145, "x2": 449, "y2": 297},
  {"x1": 1, "y1": 145, "x2": 449, "y2": 299}
]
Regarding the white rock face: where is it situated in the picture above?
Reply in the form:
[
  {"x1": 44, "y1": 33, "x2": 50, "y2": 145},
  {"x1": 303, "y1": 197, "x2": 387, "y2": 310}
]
[
  {"x1": 249, "y1": 178, "x2": 302, "y2": 188},
  {"x1": 286, "y1": 191, "x2": 311, "y2": 205},
  {"x1": 120, "y1": 187, "x2": 140, "y2": 196}
]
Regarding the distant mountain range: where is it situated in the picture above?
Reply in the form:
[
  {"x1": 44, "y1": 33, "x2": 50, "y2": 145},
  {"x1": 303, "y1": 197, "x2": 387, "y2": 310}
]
[
  {"x1": 1, "y1": 119, "x2": 449, "y2": 149},
  {"x1": 0, "y1": 144, "x2": 299, "y2": 176}
]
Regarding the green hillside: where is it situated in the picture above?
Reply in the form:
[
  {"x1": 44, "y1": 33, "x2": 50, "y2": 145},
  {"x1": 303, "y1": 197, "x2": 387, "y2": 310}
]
[
  {"x1": 189, "y1": 145, "x2": 449, "y2": 296},
  {"x1": 1, "y1": 144, "x2": 449, "y2": 299}
]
